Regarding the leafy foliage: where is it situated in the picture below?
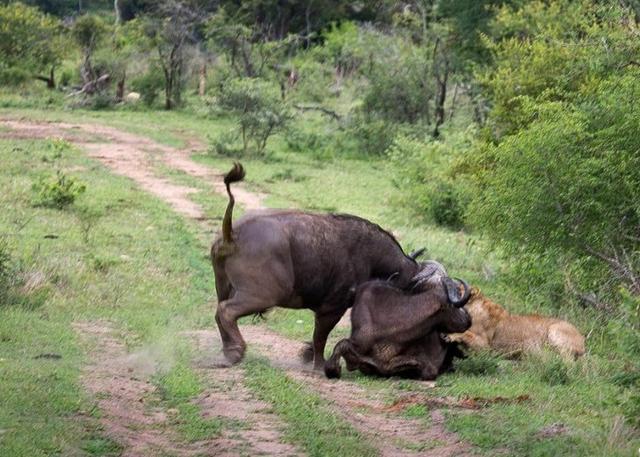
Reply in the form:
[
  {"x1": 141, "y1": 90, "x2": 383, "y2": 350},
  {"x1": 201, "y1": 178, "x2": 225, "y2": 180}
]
[
  {"x1": 33, "y1": 171, "x2": 87, "y2": 209},
  {"x1": 215, "y1": 78, "x2": 290, "y2": 155},
  {"x1": 0, "y1": 3, "x2": 64, "y2": 85},
  {"x1": 389, "y1": 135, "x2": 469, "y2": 228}
]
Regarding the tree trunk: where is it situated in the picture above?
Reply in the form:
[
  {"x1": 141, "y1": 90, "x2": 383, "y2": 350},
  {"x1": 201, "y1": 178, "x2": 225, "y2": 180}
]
[
  {"x1": 116, "y1": 73, "x2": 125, "y2": 101},
  {"x1": 164, "y1": 68, "x2": 173, "y2": 110},
  {"x1": 114, "y1": 0, "x2": 121, "y2": 24},
  {"x1": 36, "y1": 67, "x2": 56, "y2": 89},
  {"x1": 198, "y1": 61, "x2": 206, "y2": 97},
  {"x1": 433, "y1": 58, "x2": 449, "y2": 138}
]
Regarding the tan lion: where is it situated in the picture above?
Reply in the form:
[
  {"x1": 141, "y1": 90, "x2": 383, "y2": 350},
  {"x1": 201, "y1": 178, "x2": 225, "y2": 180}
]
[{"x1": 447, "y1": 288, "x2": 585, "y2": 359}]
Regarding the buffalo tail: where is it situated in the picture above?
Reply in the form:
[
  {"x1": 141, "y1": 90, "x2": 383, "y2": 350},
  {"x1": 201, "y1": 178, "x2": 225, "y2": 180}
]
[{"x1": 222, "y1": 162, "x2": 245, "y2": 244}]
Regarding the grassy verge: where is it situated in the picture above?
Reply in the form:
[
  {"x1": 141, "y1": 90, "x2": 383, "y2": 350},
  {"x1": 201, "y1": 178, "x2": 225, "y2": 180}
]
[
  {"x1": 244, "y1": 356, "x2": 378, "y2": 457},
  {"x1": 0, "y1": 136, "x2": 225, "y2": 455}
]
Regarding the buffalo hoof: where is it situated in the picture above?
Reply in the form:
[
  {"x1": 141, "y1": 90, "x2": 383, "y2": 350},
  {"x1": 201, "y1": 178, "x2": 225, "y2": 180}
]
[
  {"x1": 324, "y1": 363, "x2": 342, "y2": 379},
  {"x1": 299, "y1": 342, "x2": 314, "y2": 364},
  {"x1": 222, "y1": 346, "x2": 244, "y2": 365}
]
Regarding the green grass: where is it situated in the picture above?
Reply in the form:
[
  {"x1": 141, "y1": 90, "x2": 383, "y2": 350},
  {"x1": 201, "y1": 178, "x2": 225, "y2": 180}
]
[
  {"x1": 244, "y1": 356, "x2": 378, "y2": 457},
  {"x1": 155, "y1": 361, "x2": 227, "y2": 442}
]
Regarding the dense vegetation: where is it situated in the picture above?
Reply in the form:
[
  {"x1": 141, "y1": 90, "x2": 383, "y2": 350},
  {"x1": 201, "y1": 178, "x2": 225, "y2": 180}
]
[{"x1": 1, "y1": 0, "x2": 639, "y2": 455}]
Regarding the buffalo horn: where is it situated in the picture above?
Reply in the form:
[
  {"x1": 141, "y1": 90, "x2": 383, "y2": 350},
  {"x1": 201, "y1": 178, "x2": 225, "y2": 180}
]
[
  {"x1": 444, "y1": 277, "x2": 471, "y2": 307},
  {"x1": 408, "y1": 247, "x2": 426, "y2": 261}
]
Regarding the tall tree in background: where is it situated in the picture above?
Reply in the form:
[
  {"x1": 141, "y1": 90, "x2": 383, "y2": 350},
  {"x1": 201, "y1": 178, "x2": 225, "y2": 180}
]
[
  {"x1": 71, "y1": 14, "x2": 108, "y2": 84},
  {"x1": 142, "y1": 1, "x2": 205, "y2": 109}
]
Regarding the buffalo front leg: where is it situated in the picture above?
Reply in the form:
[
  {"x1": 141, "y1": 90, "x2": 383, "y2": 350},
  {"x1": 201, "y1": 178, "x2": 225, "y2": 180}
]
[
  {"x1": 216, "y1": 293, "x2": 272, "y2": 365},
  {"x1": 312, "y1": 311, "x2": 344, "y2": 371}
]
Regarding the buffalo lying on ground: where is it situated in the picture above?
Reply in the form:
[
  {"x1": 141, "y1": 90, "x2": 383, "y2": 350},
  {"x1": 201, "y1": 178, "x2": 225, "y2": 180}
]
[
  {"x1": 211, "y1": 163, "x2": 429, "y2": 368},
  {"x1": 325, "y1": 262, "x2": 471, "y2": 380}
]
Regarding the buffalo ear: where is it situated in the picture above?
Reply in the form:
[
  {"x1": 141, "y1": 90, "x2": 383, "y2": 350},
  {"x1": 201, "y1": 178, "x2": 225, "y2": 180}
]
[
  {"x1": 443, "y1": 277, "x2": 471, "y2": 307},
  {"x1": 408, "y1": 247, "x2": 426, "y2": 260}
]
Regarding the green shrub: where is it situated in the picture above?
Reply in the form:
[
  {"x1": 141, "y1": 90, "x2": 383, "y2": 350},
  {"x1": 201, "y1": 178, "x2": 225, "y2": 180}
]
[
  {"x1": 347, "y1": 115, "x2": 397, "y2": 156},
  {"x1": 0, "y1": 237, "x2": 11, "y2": 288},
  {"x1": 388, "y1": 134, "x2": 469, "y2": 228},
  {"x1": 468, "y1": 76, "x2": 640, "y2": 303},
  {"x1": 0, "y1": 238, "x2": 48, "y2": 310},
  {"x1": 209, "y1": 130, "x2": 243, "y2": 157},
  {"x1": 284, "y1": 128, "x2": 329, "y2": 153},
  {"x1": 214, "y1": 78, "x2": 291, "y2": 156},
  {"x1": 131, "y1": 70, "x2": 164, "y2": 107},
  {"x1": 33, "y1": 171, "x2": 86, "y2": 209},
  {"x1": 362, "y1": 51, "x2": 433, "y2": 124},
  {"x1": 0, "y1": 67, "x2": 30, "y2": 86}
]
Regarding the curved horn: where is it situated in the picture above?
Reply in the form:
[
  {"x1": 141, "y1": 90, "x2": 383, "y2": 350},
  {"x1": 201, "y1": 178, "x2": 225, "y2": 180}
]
[
  {"x1": 408, "y1": 247, "x2": 426, "y2": 261},
  {"x1": 444, "y1": 277, "x2": 471, "y2": 307}
]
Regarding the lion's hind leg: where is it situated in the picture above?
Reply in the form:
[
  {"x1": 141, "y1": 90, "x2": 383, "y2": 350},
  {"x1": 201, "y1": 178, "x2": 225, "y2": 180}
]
[{"x1": 547, "y1": 321, "x2": 585, "y2": 359}]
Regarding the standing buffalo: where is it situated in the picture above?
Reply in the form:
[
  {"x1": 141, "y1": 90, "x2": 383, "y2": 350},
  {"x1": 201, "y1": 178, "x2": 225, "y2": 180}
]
[
  {"x1": 324, "y1": 264, "x2": 472, "y2": 380},
  {"x1": 211, "y1": 163, "x2": 427, "y2": 368}
]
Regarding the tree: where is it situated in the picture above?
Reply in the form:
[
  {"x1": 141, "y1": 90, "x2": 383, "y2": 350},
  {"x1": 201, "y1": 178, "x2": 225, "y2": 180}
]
[
  {"x1": 467, "y1": 1, "x2": 640, "y2": 305},
  {"x1": 0, "y1": 3, "x2": 65, "y2": 87},
  {"x1": 71, "y1": 14, "x2": 109, "y2": 85},
  {"x1": 216, "y1": 78, "x2": 291, "y2": 155},
  {"x1": 141, "y1": 1, "x2": 205, "y2": 109}
]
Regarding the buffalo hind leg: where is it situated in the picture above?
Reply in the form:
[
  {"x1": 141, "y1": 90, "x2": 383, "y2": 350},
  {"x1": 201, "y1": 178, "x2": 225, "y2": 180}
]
[
  {"x1": 216, "y1": 293, "x2": 273, "y2": 365},
  {"x1": 325, "y1": 338, "x2": 363, "y2": 379},
  {"x1": 312, "y1": 311, "x2": 345, "y2": 371}
]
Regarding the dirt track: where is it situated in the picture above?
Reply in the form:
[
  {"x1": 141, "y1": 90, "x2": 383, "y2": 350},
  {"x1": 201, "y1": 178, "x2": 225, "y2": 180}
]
[{"x1": 1, "y1": 118, "x2": 473, "y2": 456}]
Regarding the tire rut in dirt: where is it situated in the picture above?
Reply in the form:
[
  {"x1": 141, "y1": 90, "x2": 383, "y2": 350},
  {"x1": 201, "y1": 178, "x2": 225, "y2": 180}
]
[
  {"x1": 196, "y1": 325, "x2": 474, "y2": 457},
  {"x1": 73, "y1": 321, "x2": 201, "y2": 456},
  {"x1": 185, "y1": 330, "x2": 304, "y2": 457}
]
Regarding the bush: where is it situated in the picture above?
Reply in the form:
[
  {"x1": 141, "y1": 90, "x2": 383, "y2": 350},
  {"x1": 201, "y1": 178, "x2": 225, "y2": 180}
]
[
  {"x1": 468, "y1": 76, "x2": 640, "y2": 303},
  {"x1": 284, "y1": 128, "x2": 329, "y2": 154},
  {"x1": 131, "y1": 70, "x2": 164, "y2": 107},
  {"x1": 33, "y1": 171, "x2": 86, "y2": 209},
  {"x1": 348, "y1": 115, "x2": 398, "y2": 156},
  {"x1": 0, "y1": 237, "x2": 11, "y2": 288},
  {"x1": 209, "y1": 130, "x2": 243, "y2": 157},
  {"x1": 388, "y1": 135, "x2": 469, "y2": 228},
  {"x1": 362, "y1": 51, "x2": 433, "y2": 124},
  {"x1": 215, "y1": 78, "x2": 291, "y2": 156},
  {"x1": 0, "y1": 238, "x2": 48, "y2": 310},
  {"x1": 0, "y1": 67, "x2": 30, "y2": 86}
]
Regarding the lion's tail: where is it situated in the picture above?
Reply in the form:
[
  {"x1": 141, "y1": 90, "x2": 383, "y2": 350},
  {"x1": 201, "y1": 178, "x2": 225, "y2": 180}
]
[{"x1": 222, "y1": 162, "x2": 245, "y2": 244}]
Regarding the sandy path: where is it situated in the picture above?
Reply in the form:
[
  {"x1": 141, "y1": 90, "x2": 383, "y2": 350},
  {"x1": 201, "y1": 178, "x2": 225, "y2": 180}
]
[
  {"x1": 0, "y1": 119, "x2": 265, "y2": 220},
  {"x1": 2, "y1": 118, "x2": 471, "y2": 456}
]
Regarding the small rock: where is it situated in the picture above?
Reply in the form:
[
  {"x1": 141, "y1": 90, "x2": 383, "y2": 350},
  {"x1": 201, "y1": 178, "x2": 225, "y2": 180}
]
[{"x1": 125, "y1": 92, "x2": 141, "y2": 103}]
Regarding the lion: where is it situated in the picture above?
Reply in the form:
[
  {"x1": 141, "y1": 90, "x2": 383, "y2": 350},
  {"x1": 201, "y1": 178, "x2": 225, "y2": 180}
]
[{"x1": 447, "y1": 287, "x2": 585, "y2": 359}]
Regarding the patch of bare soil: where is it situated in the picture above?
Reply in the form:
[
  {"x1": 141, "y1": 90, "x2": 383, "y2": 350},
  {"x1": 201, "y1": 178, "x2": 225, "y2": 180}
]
[
  {"x1": 74, "y1": 321, "x2": 302, "y2": 457},
  {"x1": 0, "y1": 119, "x2": 265, "y2": 221},
  {"x1": 185, "y1": 330, "x2": 303, "y2": 457},
  {"x1": 73, "y1": 321, "x2": 203, "y2": 456},
  {"x1": 194, "y1": 326, "x2": 474, "y2": 457}
]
